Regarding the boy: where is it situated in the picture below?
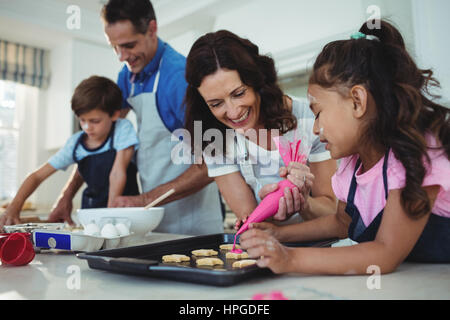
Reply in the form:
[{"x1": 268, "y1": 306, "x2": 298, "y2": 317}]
[{"x1": 0, "y1": 76, "x2": 139, "y2": 229}]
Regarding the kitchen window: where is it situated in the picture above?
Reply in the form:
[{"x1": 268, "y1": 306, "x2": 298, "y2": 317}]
[{"x1": 0, "y1": 80, "x2": 18, "y2": 200}]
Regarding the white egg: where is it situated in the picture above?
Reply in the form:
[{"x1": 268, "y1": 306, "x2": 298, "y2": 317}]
[
  {"x1": 115, "y1": 223, "x2": 130, "y2": 236},
  {"x1": 84, "y1": 223, "x2": 100, "y2": 236},
  {"x1": 101, "y1": 223, "x2": 119, "y2": 238}
]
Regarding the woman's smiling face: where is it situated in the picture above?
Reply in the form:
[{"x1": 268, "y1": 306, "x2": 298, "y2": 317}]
[{"x1": 198, "y1": 68, "x2": 262, "y2": 132}]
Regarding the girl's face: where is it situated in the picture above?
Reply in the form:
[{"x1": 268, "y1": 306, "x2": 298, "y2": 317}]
[
  {"x1": 198, "y1": 68, "x2": 262, "y2": 132},
  {"x1": 308, "y1": 84, "x2": 360, "y2": 159},
  {"x1": 79, "y1": 109, "x2": 119, "y2": 143}
]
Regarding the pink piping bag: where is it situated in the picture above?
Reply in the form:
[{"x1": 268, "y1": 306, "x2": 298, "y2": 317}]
[
  {"x1": 235, "y1": 136, "x2": 303, "y2": 237},
  {"x1": 232, "y1": 121, "x2": 315, "y2": 251}
]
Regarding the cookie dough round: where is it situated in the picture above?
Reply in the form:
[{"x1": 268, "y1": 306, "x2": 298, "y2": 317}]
[
  {"x1": 191, "y1": 249, "x2": 218, "y2": 257},
  {"x1": 232, "y1": 259, "x2": 257, "y2": 268},
  {"x1": 219, "y1": 244, "x2": 241, "y2": 251},
  {"x1": 226, "y1": 251, "x2": 249, "y2": 259},
  {"x1": 196, "y1": 257, "x2": 224, "y2": 266},
  {"x1": 162, "y1": 254, "x2": 190, "y2": 263}
]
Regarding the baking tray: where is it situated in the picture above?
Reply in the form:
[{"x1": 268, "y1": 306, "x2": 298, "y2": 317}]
[{"x1": 77, "y1": 233, "x2": 338, "y2": 286}]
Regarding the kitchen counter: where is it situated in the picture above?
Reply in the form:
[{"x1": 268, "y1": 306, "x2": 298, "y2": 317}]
[{"x1": 1, "y1": 232, "x2": 449, "y2": 300}]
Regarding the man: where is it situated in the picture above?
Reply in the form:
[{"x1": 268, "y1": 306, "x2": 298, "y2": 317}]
[{"x1": 49, "y1": 0, "x2": 223, "y2": 235}]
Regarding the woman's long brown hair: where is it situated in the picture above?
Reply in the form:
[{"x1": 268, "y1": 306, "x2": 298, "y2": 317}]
[
  {"x1": 184, "y1": 30, "x2": 296, "y2": 154},
  {"x1": 309, "y1": 20, "x2": 450, "y2": 219}
]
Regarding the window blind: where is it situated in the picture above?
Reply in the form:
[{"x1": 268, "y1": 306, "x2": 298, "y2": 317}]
[{"x1": 0, "y1": 39, "x2": 50, "y2": 89}]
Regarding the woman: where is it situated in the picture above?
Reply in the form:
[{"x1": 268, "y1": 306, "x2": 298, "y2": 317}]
[{"x1": 184, "y1": 30, "x2": 337, "y2": 226}]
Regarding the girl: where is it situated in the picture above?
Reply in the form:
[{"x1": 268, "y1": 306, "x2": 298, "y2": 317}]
[
  {"x1": 184, "y1": 30, "x2": 337, "y2": 227},
  {"x1": 240, "y1": 20, "x2": 450, "y2": 274}
]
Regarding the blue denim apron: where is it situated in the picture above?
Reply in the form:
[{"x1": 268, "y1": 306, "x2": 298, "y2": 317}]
[
  {"x1": 345, "y1": 151, "x2": 450, "y2": 263},
  {"x1": 73, "y1": 122, "x2": 139, "y2": 209}
]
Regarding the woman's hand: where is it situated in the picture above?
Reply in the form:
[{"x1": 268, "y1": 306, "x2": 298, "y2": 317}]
[
  {"x1": 257, "y1": 162, "x2": 314, "y2": 221},
  {"x1": 239, "y1": 228, "x2": 294, "y2": 274},
  {"x1": 257, "y1": 183, "x2": 301, "y2": 221}
]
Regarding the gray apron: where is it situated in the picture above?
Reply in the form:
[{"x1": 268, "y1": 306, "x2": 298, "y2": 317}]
[{"x1": 126, "y1": 62, "x2": 223, "y2": 235}]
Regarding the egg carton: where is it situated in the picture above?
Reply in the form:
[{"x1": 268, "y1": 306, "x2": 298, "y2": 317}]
[
  {"x1": 82, "y1": 217, "x2": 132, "y2": 238},
  {"x1": 31, "y1": 229, "x2": 133, "y2": 252}
]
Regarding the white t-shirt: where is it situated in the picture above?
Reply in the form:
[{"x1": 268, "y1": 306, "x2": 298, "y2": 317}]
[
  {"x1": 48, "y1": 118, "x2": 139, "y2": 171},
  {"x1": 204, "y1": 97, "x2": 331, "y2": 201}
]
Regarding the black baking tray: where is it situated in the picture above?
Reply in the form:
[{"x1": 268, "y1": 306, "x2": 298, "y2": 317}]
[{"x1": 77, "y1": 233, "x2": 337, "y2": 286}]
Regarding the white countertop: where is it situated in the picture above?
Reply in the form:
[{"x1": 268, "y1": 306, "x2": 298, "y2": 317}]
[{"x1": 1, "y1": 233, "x2": 449, "y2": 300}]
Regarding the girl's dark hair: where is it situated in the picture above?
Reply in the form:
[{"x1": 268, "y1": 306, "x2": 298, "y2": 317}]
[
  {"x1": 71, "y1": 76, "x2": 122, "y2": 117},
  {"x1": 101, "y1": 0, "x2": 156, "y2": 34},
  {"x1": 184, "y1": 30, "x2": 296, "y2": 154},
  {"x1": 309, "y1": 19, "x2": 450, "y2": 219}
]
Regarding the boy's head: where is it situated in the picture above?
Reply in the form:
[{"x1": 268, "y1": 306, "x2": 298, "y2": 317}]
[{"x1": 71, "y1": 75, "x2": 122, "y2": 117}]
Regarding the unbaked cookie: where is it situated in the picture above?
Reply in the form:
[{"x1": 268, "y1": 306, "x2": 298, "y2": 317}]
[
  {"x1": 162, "y1": 254, "x2": 190, "y2": 263},
  {"x1": 191, "y1": 249, "x2": 218, "y2": 257},
  {"x1": 196, "y1": 257, "x2": 224, "y2": 266},
  {"x1": 219, "y1": 244, "x2": 241, "y2": 251},
  {"x1": 226, "y1": 251, "x2": 249, "y2": 259},
  {"x1": 232, "y1": 259, "x2": 257, "y2": 268}
]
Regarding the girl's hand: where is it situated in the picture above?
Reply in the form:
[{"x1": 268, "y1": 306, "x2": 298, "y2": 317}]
[
  {"x1": 239, "y1": 228, "x2": 294, "y2": 274},
  {"x1": 281, "y1": 162, "x2": 314, "y2": 214},
  {"x1": 248, "y1": 221, "x2": 281, "y2": 239}
]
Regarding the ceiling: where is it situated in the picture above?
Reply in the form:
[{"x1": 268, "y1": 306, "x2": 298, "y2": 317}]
[{"x1": 54, "y1": 0, "x2": 252, "y2": 39}]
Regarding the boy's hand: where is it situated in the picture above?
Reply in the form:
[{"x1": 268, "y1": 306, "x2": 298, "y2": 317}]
[
  {"x1": 0, "y1": 210, "x2": 21, "y2": 231},
  {"x1": 48, "y1": 196, "x2": 75, "y2": 226}
]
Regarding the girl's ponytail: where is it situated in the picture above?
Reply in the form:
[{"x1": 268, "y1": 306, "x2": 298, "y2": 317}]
[
  {"x1": 310, "y1": 19, "x2": 450, "y2": 219},
  {"x1": 359, "y1": 20, "x2": 406, "y2": 50}
]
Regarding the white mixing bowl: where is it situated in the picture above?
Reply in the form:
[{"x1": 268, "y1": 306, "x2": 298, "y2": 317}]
[{"x1": 76, "y1": 207, "x2": 164, "y2": 246}]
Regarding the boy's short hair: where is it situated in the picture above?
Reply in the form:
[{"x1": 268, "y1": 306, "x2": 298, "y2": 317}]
[
  {"x1": 101, "y1": 0, "x2": 156, "y2": 34},
  {"x1": 71, "y1": 76, "x2": 122, "y2": 117}
]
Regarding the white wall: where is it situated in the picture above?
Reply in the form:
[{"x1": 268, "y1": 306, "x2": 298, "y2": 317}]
[
  {"x1": 412, "y1": 0, "x2": 450, "y2": 106},
  {"x1": 45, "y1": 41, "x2": 73, "y2": 150},
  {"x1": 166, "y1": 0, "x2": 418, "y2": 79}
]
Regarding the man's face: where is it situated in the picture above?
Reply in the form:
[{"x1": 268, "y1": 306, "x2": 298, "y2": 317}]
[{"x1": 104, "y1": 19, "x2": 157, "y2": 74}]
